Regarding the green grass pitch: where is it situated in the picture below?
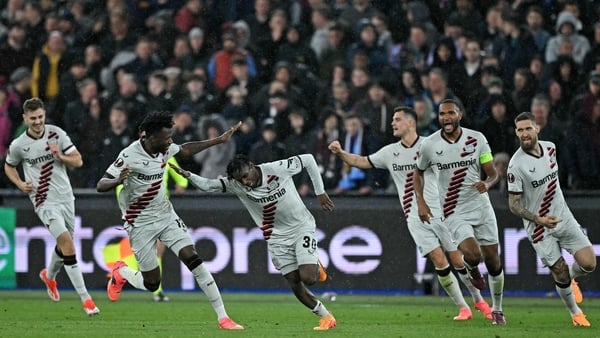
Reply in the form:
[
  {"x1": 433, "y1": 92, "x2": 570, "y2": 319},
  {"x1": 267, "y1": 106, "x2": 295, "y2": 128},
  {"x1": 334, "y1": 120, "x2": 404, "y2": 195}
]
[{"x1": 1, "y1": 290, "x2": 599, "y2": 337}]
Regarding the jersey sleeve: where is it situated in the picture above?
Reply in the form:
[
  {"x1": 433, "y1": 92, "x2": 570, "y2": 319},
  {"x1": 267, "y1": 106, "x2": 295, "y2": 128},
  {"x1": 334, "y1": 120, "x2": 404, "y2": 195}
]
[
  {"x1": 297, "y1": 154, "x2": 325, "y2": 195},
  {"x1": 188, "y1": 173, "x2": 228, "y2": 193},
  {"x1": 5, "y1": 141, "x2": 22, "y2": 167},
  {"x1": 56, "y1": 127, "x2": 77, "y2": 155},
  {"x1": 506, "y1": 159, "x2": 523, "y2": 193},
  {"x1": 105, "y1": 150, "x2": 130, "y2": 178},
  {"x1": 415, "y1": 140, "x2": 430, "y2": 171},
  {"x1": 166, "y1": 143, "x2": 181, "y2": 159},
  {"x1": 368, "y1": 145, "x2": 390, "y2": 169}
]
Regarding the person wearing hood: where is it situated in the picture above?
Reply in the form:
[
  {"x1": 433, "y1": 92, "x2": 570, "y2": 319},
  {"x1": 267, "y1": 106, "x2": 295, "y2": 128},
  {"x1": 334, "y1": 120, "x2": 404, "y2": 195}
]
[{"x1": 545, "y1": 11, "x2": 590, "y2": 65}]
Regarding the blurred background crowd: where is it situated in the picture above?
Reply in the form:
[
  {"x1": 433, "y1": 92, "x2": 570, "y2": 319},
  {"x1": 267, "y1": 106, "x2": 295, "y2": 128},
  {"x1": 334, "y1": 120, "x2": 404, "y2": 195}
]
[{"x1": 0, "y1": 0, "x2": 599, "y2": 195}]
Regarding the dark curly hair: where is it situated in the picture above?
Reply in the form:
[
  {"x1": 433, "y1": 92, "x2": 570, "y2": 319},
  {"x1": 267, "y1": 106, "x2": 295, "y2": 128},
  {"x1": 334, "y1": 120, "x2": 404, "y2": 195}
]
[
  {"x1": 226, "y1": 154, "x2": 252, "y2": 179},
  {"x1": 139, "y1": 111, "x2": 174, "y2": 136}
]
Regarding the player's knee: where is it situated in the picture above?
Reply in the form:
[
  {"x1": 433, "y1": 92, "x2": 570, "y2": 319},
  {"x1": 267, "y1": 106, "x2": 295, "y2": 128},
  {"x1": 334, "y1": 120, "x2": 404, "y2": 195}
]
[
  {"x1": 62, "y1": 254, "x2": 77, "y2": 266},
  {"x1": 182, "y1": 254, "x2": 203, "y2": 271},
  {"x1": 144, "y1": 279, "x2": 161, "y2": 292}
]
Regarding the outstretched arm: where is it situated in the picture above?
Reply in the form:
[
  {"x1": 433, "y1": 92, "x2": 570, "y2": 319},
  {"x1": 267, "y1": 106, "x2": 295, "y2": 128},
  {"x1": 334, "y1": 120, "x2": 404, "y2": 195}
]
[
  {"x1": 168, "y1": 162, "x2": 225, "y2": 192},
  {"x1": 328, "y1": 140, "x2": 372, "y2": 169},
  {"x1": 297, "y1": 154, "x2": 334, "y2": 211},
  {"x1": 178, "y1": 121, "x2": 242, "y2": 158}
]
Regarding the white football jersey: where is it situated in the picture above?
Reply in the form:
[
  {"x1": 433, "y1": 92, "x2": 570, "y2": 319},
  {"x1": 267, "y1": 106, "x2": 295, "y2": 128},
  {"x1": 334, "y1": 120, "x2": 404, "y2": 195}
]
[
  {"x1": 416, "y1": 128, "x2": 493, "y2": 218},
  {"x1": 368, "y1": 137, "x2": 441, "y2": 221},
  {"x1": 507, "y1": 141, "x2": 575, "y2": 230},
  {"x1": 5, "y1": 125, "x2": 76, "y2": 209},
  {"x1": 191, "y1": 156, "x2": 319, "y2": 245},
  {"x1": 105, "y1": 141, "x2": 180, "y2": 226}
]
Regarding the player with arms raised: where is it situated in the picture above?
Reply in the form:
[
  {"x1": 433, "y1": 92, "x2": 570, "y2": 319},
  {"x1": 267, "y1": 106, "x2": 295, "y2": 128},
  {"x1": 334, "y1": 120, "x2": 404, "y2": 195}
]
[
  {"x1": 328, "y1": 106, "x2": 492, "y2": 321},
  {"x1": 170, "y1": 154, "x2": 337, "y2": 331},
  {"x1": 4, "y1": 98, "x2": 99, "y2": 316},
  {"x1": 96, "y1": 111, "x2": 244, "y2": 330},
  {"x1": 413, "y1": 99, "x2": 506, "y2": 325},
  {"x1": 507, "y1": 112, "x2": 596, "y2": 327}
]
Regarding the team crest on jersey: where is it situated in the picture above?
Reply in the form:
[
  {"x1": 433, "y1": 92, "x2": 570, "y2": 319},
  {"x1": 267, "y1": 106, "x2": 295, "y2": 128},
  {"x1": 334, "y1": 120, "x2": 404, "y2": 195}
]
[
  {"x1": 266, "y1": 175, "x2": 280, "y2": 192},
  {"x1": 115, "y1": 158, "x2": 124, "y2": 167},
  {"x1": 507, "y1": 173, "x2": 515, "y2": 183}
]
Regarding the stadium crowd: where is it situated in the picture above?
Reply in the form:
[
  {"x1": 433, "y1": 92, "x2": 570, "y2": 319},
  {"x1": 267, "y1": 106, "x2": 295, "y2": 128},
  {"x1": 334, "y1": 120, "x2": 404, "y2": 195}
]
[{"x1": 1, "y1": 0, "x2": 599, "y2": 193}]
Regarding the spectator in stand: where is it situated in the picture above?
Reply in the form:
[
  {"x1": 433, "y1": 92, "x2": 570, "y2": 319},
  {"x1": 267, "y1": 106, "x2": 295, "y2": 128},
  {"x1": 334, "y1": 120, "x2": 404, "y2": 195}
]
[
  {"x1": 167, "y1": 35, "x2": 195, "y2": 72},
  {"x1": 249, "y1": 119, "x2": 286, "y2": 165},
  {"x1": 171, "y1": 106, "x2": 201, "y2": 173},
  {"x1": 111, "y1": 72, "x2": 148, "y2": 132},
  {"x1": 187, "y1": 27, "x2": 211, "y2": 68},
  {"x1": 525, "y1": 6, "x2": 550, "y2": 55},
  {"x1": 479, "y1": 94, "x2": 517, "y2": 156},
  {"x1": 338, "y1": 0, "x2": 377, "y2": 32},
  {"x1": 59, "y1": 58, "x2": 88, "y2": 105},
  {"x1": 118, "y1": 37, "x2": 164, "y2": 85},
  {"x1": 98, "y1": 11, "x2": 138, "y2": 68},
  {"x1": 353, "y1": 80, "x2": 397, "y2": 146},
  {"x1": 73, "y1": 96, "x2": 106, "y2": 187},
  {"x1": 530, "y1": 93, "x2": 566, "y2": 179},
  {"x1": 322, "y1": 80, "x2": 354, "y2": 122},
  {"x1": 319, "y1": 24, "x2": 347, "y2": 83},
  {"x1": 220, "y1": 56, "x2": 260, "y2": 112},
  {"x1": 174, "y1": 0, "x2": 206, "y2": 34},
  {"x1": 179, "y1": 73, "x2": 216, "y2": 124},
  {"x1": 277, "y1": 24, "x2": 320, "y2": 78},
  {"x1": 312, "y1": 110, "x2": 343, "y2": 191},
  {"x1": 23, "y1": 1, "x2": 46, "y2": 52},
  {"x1": 348, "y1": 66, "x2": 371, "y2": 103},
  {"x1": 84, "y1": 44, "x2": 104, "y2": 92},
  {"x1": 582, "y1": 23, "x2": 600, "y2": 74},
  {"x1": 146, "y1": 71, "x2": 176, "y2": 113},
  {"x1": 565, "y1": 98, "x2": 600, "y2": 190},
  {"x1": 492, "y1": 10, "x2": 536, "y2": 91},
  {"x1": 309, "y1": 4, "x2": 335, "y2": 61},
  {"x1": 582, "y1": 72, "x2": 600, "y2": 119},
  {"x1": 208, "y1": 31, "x2": 257, "y2": 93},
  {"x1": 31, "y1": 30, "x2": 69, "y2": 125},
  {"x1": 283, "y1": 109, "x2": 314, "y2": 196},
  {"x1": 544, "y1": 56, "x2": 579, "y2": 114},
  {"x1": 511, "y1": 68, "x2": 537, "y2": 115},
  {"x1": 255, "y1": 8, "x2": 288, "y2": 84},
  {"x1": 63, "y1": 78, "x2": 100, "y2": 138},
  {"x1": 221, "y1": 85, "x2": 251, "y2": 127},
  {"x1": 545, "y1": 11, "x2": 590, "y2": 66},
  {"x1": 446, "y1": 0, "x2": 484, "y2": 41},
  {"x1": 347, "y1": 19, "x2": 388, "y2": 76},
  {"x1": 0, "y1": 23, "x2": 34, "y2": 85},
  {"x1": 414, "y1": 95, "x2": 437, "y2": 137},
  {"x1": 243, "y1": 0, "x2": 271, "y2": 51},
  {"x1": 96, "y1": 103, "x2": 134, "y2": 183},
  {"x1": 424, "y1": 67, "x2": 466, "y2": 125},
  {"x1": 460, "y1": 38, "x2": 483, "y2": 116},
  {"x1": 546, "y1": 79, "x2": 571, "y2": 124},
  {"x1": 394, "y1": 23, "x2": 432, "y2": 73},
  {"x1": 429, "y1": 37, "x2": 466, "y2": 102},
  {"x1": 6, "y1": 67, "x2": 31, "y2": 137},
  {"x1": 334, "y1": 114, "x2": 380, "y2": 195},
  {"x1": 194, "y1": 115, "x2": 236, "y2": 179}
]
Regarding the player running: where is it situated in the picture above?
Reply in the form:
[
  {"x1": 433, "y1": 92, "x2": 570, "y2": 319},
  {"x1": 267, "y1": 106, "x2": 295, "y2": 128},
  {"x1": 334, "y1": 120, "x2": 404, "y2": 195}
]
[
  {"x1": 96, "y1": 111, "x2": 244, "y2": 330},
  {"x1": 329, "y1": 106, "x2": 492, "y2": 321},
  {"x1": 413, "y1": 99, "x2": 506, "y2": 325},
  {"x1": 4, "y1": 98, "x2": 99, "y2": 316},
  {"x1": 170, "y1": 154, "x2": 337, "y2": 331},
  {"x1": 507, "y1": 112, "x2": 596, "y2": 327}
]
